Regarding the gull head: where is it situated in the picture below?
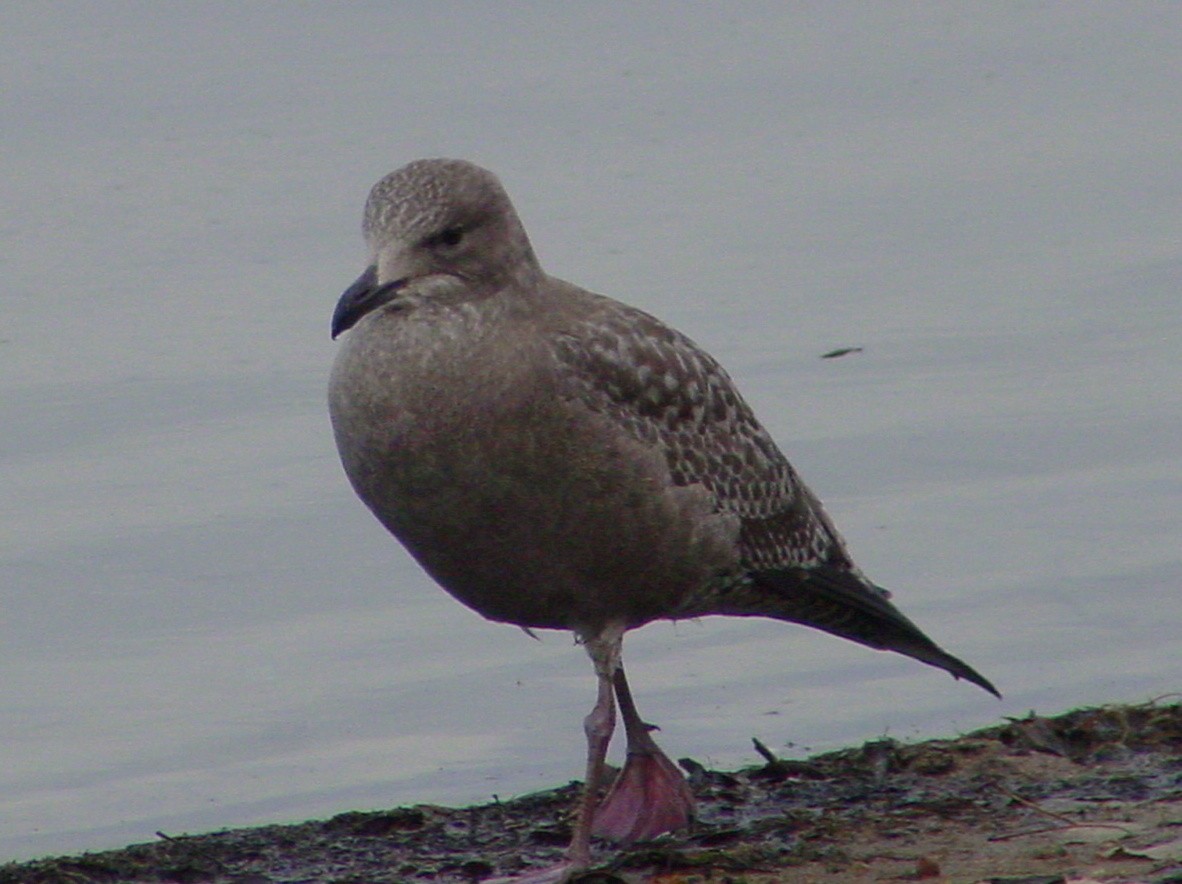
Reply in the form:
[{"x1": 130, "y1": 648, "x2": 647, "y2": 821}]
[{"x1": 332, "y1": 158, "x2": 540, "y2": 337}]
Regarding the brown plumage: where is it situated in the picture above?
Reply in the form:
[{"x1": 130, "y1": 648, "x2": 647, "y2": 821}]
[{"x1": 328, "y1": 158, "x2": 997, "y2": 876}]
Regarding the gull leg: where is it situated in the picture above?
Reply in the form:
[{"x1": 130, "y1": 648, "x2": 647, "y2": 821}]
[
  {"x1": 591, "y1": 663, "x2": 695, "y2": 842},
  {"x1": 488, "y1": 631, "x2": 621, "y2": 883},
  {"x1": 566, "y1": 628, "x2": 624, "y2": 868}
]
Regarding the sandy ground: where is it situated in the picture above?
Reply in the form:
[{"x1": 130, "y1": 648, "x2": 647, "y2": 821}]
[{"x1": 2, "y1": 702, "x2": 1179, "y2": 884}]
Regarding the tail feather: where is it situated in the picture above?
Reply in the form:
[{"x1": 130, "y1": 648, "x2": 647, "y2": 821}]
[{"x1": 746, "y1": 566, "x2": 1000, "y2": 698}]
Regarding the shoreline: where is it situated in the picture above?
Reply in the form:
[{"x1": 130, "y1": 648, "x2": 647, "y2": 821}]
[{"x1": 3, "y1": 701, "x2": 1179, "y2": 883}]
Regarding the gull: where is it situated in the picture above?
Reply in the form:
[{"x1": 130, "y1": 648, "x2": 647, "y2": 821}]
[{"x1": 328, "y1": 158, "x2": 998, "y2": 876}]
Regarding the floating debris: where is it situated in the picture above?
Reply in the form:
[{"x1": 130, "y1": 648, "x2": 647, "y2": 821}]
[{"x1": 820, "y1": 346, "x2": 864, "y2": 359}]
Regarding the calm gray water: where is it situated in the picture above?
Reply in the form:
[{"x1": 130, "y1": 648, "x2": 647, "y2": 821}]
[{"x1": 2, "y1": 4, "x2": 1179, "y2": 862}]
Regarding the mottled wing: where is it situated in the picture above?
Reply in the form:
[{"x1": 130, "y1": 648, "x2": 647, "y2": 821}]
[{"x1": 551, "y1": 297, "x2": 855, "y2": 575}]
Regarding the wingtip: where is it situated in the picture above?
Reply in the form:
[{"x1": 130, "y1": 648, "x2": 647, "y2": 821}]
[{"x1": 953, "y1": 664, "x2": 1002, "y2": 699}]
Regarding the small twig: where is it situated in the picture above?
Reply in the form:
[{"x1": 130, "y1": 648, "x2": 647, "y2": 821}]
[
  {"x1": 988, "y1": 824, "x2": 1087, "y2": 842},
  {"x1": 1145, "y1": 692, "x2": 1182, "y2": 705},
  {"x1": 751, "y1": 737, "x2": 779, "y2": 765},
  {"x1": 986, "y1": 782, "x2": 1133, "y2": 841},
  {"x1": 154, "y1": 830, "x2": 230, "y2": 871}
]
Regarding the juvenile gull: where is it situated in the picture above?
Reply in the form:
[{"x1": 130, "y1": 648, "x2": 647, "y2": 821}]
[{"x1": 328, "y1": 159, "x2": 998, "y2": 875}]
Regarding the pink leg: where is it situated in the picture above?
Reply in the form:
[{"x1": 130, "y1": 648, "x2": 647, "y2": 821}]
[
  {"x1": 500, "y1": 627, "x2": 693, "y2": 881},
  {"x1": 590, "y1": 663, "x2": 695, "y2": 843},
  {"x1": 566, "y1": 638, "x2": 618, "y2": 868},
  {"x1": 488, "y1": 632, "x2": 622, "y2": 883}
]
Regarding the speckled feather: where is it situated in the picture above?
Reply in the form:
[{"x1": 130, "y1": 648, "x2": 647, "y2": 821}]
[{"x1": 551, "y1": 302, "x2": 857, "y2": 574}]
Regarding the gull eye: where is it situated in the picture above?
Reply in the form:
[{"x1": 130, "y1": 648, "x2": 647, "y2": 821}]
[{"x1": 432, "y1": 226, "x2": 464, "y2": 248}]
